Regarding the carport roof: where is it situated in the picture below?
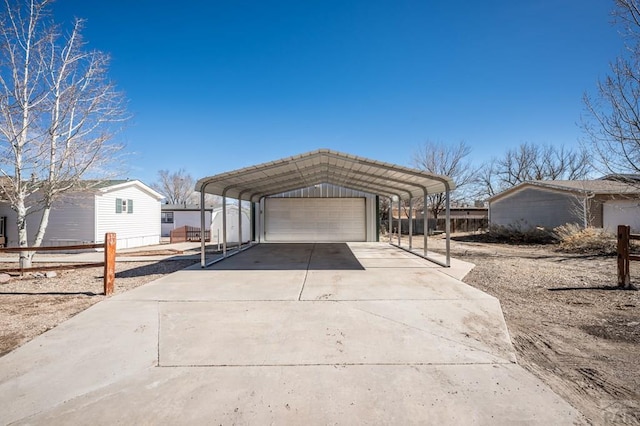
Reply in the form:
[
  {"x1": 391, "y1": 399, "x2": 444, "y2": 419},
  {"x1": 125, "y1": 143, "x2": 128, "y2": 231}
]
[{"x1": 195, "y1": 149, "x2": 456, "y2": 201}]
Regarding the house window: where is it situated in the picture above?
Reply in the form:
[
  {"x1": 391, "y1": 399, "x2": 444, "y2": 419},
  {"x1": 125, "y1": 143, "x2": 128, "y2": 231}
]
[
  {"x1": 161, "y1": 212, "x2": 174, "y2": 223},
  {"x1": 116, "y1": 198, "x2": 134, "y2": 214}
]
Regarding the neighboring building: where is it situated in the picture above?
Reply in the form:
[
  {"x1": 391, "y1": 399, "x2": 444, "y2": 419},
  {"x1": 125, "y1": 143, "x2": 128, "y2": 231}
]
[
  {"x1": 0, "y1": 180, "x2": 163, "y2": 249},
  {"x1": 161, "y1": 204, "x2": 251, "y2": 244},
  {"x1": 489, "y1": 179, "x2": 640, "y2": 232},
  {"x1": 411, "y1": 206, "x2": 488, "y2": 220},
  {"x1": 161, "y1": 204, "x2": 213, "y2": 238}
]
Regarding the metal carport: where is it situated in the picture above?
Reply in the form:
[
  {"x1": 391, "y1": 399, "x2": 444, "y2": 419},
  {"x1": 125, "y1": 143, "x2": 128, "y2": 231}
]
[{"x1": 195, "y1": 149, "x2": 456, "y2": 267}]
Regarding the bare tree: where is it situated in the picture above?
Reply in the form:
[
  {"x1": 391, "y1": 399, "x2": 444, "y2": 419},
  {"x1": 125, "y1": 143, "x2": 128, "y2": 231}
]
[
  {"x1": 151, "y1": 169, "x2": 195, "y2": 204},
  {"x1": 0, "y1": 0, "x2": 127, "y2": 266},
  {"x1": 481, "y1": 142, "x2": 592, "y2": 197},
  {"x1": 412, "y1": 140, "x2": 479, "y2": 220},
  {"x1": 399, "y1": 197, "x2": 424, "y2": 219},
  {"x1": 583, "y1": 0, "x2": 640, "y2": 178}
]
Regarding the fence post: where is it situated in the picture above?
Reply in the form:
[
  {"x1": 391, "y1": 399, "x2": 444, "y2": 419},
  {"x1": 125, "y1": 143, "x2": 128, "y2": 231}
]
[
  {"x1": 617, "y1": 225, "x2": 630, "y2": 288},
  {"x1": 104, "y1": 233, "x2": 116, "y2": 295}
]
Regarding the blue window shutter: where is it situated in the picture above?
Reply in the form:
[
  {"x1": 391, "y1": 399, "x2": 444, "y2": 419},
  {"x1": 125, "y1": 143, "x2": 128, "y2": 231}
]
[
  {"x1": 128, "y1": 199, "x2": 133, "y2": 213},
  {"x1": 116, "y1": 198, "x2": 122, "y2": 213}
]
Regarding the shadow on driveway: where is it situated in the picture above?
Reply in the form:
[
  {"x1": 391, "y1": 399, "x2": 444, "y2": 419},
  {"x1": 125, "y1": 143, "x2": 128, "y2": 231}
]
[{"x1": 208, "y1": 243, "x2": 365, "y2": 271}]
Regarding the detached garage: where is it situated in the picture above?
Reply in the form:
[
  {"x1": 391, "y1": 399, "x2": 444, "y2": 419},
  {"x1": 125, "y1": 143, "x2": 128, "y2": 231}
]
[{"x1": 195, "y1": 149, "x2": 455, "y2": 266}]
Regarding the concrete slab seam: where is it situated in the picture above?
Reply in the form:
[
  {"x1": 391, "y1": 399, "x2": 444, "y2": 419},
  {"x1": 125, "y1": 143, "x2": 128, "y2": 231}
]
[
  {"x1": 156, "y1": 301, "x2": 161, "y2": 367},
  {"x1": 345, "y1": 303, "x2": 515, "y2": 363},
  {"x1": 297, "y1": 243, "x2": 315, "y2": 301},
  {"x1": 120, "y1": 298, "x2": 499, "y2": 303},
  {"x1": 359, "y1": 266, "x2": 439, "y2": 269},
  {"x1": 156, "y1": 361, "x2": 516, "y2": 368}
]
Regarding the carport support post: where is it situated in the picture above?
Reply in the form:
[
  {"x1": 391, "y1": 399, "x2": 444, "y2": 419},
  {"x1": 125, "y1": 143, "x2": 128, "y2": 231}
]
[
  {"x1": 388, "y1": 197, "x2": 393, "y2": 243},
  {"x1": 423, "y1": 189, "x2": 428, "y2": 257},
  {"x1": 397, "y1": 197, "x2": 401, "y2": 246},
  {"x1": 408, "y1": 198, "x2": 413, "y2": 250},
  {"x1": 445, "y1": 188, "x2": 451, "y2": 267},
  {"x1": 257, "y1": 199, "x2": 261, "y2": 243},
  {"x1": 200, "y1": 183, "x2": 207, "y2": 267},
  {"x1": 222, "y1": 196, "x2": 227, "y2": 257},
  {"x1": 238, "y1": 200, "x2": 242, "y2": 250}
]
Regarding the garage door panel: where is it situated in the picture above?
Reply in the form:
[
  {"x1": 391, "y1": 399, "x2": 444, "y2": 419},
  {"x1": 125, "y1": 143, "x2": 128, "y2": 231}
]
[
  {"x1": 604, "y1": 200, "x2": 640, "y2": 233},
  {"x1": 266, "y1": 198, "x2": 366, "y2": 242}
]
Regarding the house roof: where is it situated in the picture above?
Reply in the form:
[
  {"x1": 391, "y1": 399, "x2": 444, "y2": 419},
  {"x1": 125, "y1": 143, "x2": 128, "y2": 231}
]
[
  {"x1": 195, "y1": 149, "x2": 456, "y2": 201},
  {"x1": 79, "y1": 180, "x2": 131, "y2": 189},
  {"x1": 0, "y1": 179, "x2": 164, "y2": 202},
  {"x1": 92, "y1": 180, "x2": 164, "y2": 200},
  {"x1": 599, "y1": 174, "x2": 640, "y2": 183},
  {"x1": 490, "y1": 179, "x2": 640, "y2": 203}
]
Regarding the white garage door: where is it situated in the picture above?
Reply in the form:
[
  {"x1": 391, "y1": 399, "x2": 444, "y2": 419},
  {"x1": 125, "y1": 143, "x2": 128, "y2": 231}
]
[
  {"x1": 603, "y1": 200, "x2": 640, "y2": 233},
  {"x1": 265, "y1": 198, "x2": 366, "y2": 242}
]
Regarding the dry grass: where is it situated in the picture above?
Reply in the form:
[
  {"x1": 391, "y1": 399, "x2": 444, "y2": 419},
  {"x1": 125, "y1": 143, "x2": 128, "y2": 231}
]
[
  {"x1": 483, "y1": 224, "x2": 557, "y2": 244},
  {"x1": 554, "y1": 224, "x2": 618, "y2": 255}
]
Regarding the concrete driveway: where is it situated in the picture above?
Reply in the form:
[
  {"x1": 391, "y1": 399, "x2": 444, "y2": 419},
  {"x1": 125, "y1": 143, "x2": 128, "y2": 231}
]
[{"x1": 0, "y1": 243, "x2": 581, "y2": 425}]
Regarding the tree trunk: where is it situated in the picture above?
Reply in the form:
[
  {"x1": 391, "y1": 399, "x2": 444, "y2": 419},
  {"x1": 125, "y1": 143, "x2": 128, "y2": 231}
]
[
  {"x1": 33, "y1": 205, "x2": 51, "y2": 248},
  {"x1": 16, "y1": 197, "x2": 32, "y2": 268}
]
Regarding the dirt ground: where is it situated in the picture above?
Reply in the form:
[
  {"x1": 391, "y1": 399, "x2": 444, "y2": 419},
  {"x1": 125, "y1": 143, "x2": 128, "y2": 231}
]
[
  {"x1": 0, "y1": 259, "x2": 197, "y2": 358},
  {"x1": 429, "y1": 234, "x2": 640, "y2": 425},
  {"x1": 1, "y1": 239, "x2": 639, "y2": 424}
]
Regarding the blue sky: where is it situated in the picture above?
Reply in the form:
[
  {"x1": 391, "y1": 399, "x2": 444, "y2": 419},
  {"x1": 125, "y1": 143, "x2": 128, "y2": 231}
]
[{"x1": 53, "y1": 0, "x2": 621, "y2": 185}]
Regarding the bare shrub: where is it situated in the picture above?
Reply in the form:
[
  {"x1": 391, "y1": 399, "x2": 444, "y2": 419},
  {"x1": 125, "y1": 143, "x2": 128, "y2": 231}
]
[
  {"x1": 554, "y1": 224, "x2": 617, "y2": 255},
  {"x1": 485, "y1": 223, "x2": 557, "y2": 244}
]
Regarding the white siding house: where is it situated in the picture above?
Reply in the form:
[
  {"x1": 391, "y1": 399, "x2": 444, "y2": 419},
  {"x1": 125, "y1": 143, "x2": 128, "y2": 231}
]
[{"x1": 0, "y1": 180, "x2": 163, "y2": 249}]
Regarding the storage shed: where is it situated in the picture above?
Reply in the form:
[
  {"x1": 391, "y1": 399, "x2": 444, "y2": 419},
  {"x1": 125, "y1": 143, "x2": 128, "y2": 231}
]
[
  {"x1": 195, "y1": 149, "x2": 456, "y2": 267},
  {"x1": 210, "y1": 205, "x2": 251, "y2": 244},
  {"x1": 0, "y1": 180, "x2": 163, "y2": 249},
  {"x1": 489, "y1": 180, "x2": 640, "y2": 232}
]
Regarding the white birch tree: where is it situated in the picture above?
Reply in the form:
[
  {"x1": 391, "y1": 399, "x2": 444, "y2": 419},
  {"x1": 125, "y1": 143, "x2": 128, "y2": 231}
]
[{"x1": 0, "y1": 0, "x2": 127, "y2": 266}]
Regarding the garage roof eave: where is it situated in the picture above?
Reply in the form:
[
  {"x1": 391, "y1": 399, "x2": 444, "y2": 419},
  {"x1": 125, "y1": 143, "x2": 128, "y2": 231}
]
[{"x1": 195, "y1": 149, "x2": 455, "y2": 200}]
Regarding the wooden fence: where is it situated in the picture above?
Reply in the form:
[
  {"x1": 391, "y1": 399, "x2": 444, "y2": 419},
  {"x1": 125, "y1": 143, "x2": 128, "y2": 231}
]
[
  {"x1": 0, "y1": 232, "x2": 116, "y2": 295},
  {"x1": 170, "y1": 226, "x2": 210, "y2": 243},
  {"x1": 384, "y1": 218, "x2": 489, "y2": 235},
  {"x1": 617, "y1": 225, "x2": 639, "y2": 289}
]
